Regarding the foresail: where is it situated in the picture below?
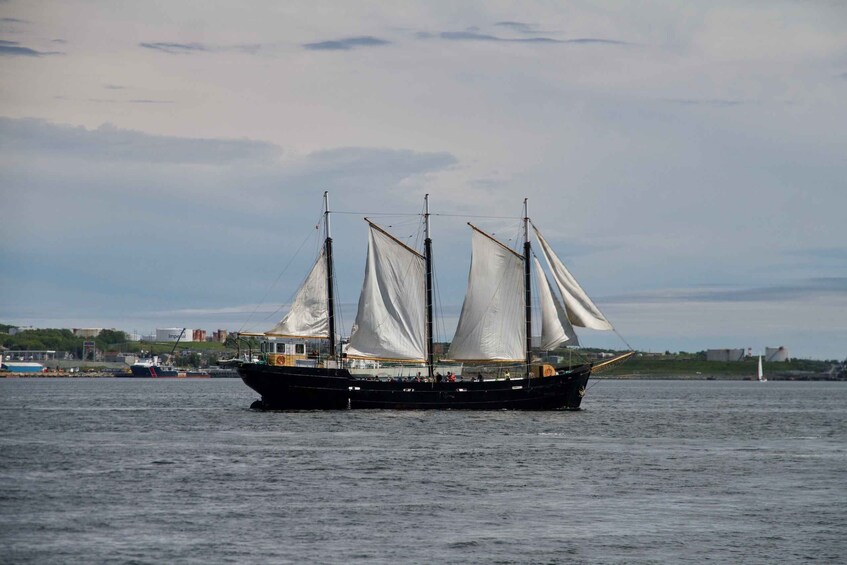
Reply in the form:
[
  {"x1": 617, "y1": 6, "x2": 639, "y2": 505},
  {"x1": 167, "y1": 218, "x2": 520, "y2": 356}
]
[
  {"x1": 267, "y1": 248, "x2": 329, "y2": 338},
  {"x1": 346, "y1": 223, "x2": 427, "y2": 361},
  {"x1": 533, "y1": 256, "x2": 579, "y2": 349},
  {"x1": 533, "y1": 224, "x2": 613, "y2": 331},
  {"x1": 448, "y1": 227, "x2": 526, "y2": 362}
]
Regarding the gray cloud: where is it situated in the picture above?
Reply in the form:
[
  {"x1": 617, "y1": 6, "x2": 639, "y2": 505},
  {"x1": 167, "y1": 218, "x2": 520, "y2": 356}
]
[
  {"x1": 0, "y1": 117, "x2": 279, "y2": 164},
  {"x1": 86, "y1": 98, "x2": 175, "y2": 104},
  {"x1": 495, "y1": 21, "x2": 537, "y2": 34},
  {"x1": 418, "y1": 31, "x2": 629, "y2": 46},
  {"x1": 140, "y1": 41, "x2": 264, "y2": 55},
  {"x1": 565, "y1": 38, "x2": 631, "y2": 45},
  {"x1": 436, "y1": 31, "x2": 561, "y2": 43},
  {"x1": 786, "y1": 248, "x2": 847, "y2": 261},
  {"x1": 782, "y1": 247, "x2": 847, "y2": 273},
  {"x1": 127, "y1": 99, "x2": 175, "y2": 104},
  {"x1": 303, "y1": 36, "x2": 390, "y2": 51},
  {"x1": 0, "y1": 39, "x2": 61, "y2": 56},
  {"x1": 605, "y1": 278, "x2": 847, "y2": 305},
  {"x1": 666, "y1": 98, "x2": 750, "y2": 107},
  {"x1": 304, "y1": 146, "x2": 456, "y2": 179},
  {"x1": 140, "y1": 42, "x2": 207, "y2": 54},
  {"x1": 0, "y1": 17, "x2": 28, "y2": 24},
  {"x1": 0, "y1": 117, "x2": 460, "y2": 328}
]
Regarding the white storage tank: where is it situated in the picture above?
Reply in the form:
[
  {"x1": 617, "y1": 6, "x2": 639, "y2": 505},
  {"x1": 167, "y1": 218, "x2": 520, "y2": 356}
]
[
  {"x1": 706, "y1": 348, "x2": 746, "y2": 362},
  {"x1": 765, "y1": 346, "x2": 790, "y2": 362}
]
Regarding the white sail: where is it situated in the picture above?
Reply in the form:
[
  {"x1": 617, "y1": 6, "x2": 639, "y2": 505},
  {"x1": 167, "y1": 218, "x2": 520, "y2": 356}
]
[
  {"x1": 346, "y1": 223, "x2": 427, "y2": 361},
  {"x1": 267, "y1": 248, "x2": 329, "y2": 338},
  {"x1": 758, "y1": 355, "x2": 765, "y2": 381},
  {"x1": 533, "y1": 225, "x2": 613, "y2": 331},
  {"x1": 533, "y1": 256, "x2": 579, "y2": 349},
  {"x1": 448, "y1": 227, "x2": 526, "y2": 362}
]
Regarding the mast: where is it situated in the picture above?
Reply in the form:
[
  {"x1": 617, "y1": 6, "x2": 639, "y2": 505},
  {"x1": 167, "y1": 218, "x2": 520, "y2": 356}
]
[
  {"x1": 424, "y1": 194, "x2": 434, "y2": 379},
  {"x1": 324, "y1": 191, "x2": 337, "y2": 362},
  {"x1": 523, "y1": 198, "x2": 532, "y2": 377}
]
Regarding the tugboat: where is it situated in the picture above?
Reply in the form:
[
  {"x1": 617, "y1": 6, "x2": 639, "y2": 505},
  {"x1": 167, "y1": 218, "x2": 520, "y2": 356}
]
[
  {"x1": 127, "y1": 357, "x2": 209, "y2": 378},
  {"x1": 124, "y1": 329, "x2": 209, "y2": 378}
]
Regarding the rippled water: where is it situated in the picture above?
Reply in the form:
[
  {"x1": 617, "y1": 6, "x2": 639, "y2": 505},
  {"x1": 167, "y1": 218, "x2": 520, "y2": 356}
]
[{"x1": 1, "y1": 378, "x2": 845, "y2": 564}]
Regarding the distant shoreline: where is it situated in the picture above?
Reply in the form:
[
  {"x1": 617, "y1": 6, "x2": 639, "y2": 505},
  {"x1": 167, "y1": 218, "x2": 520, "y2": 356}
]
[
  {"x1": 3, "y1": 371, "x2": 843, "y2": 381},
  {"x1": 597, "y1": 373, "x2": 845, "y2": 381}
]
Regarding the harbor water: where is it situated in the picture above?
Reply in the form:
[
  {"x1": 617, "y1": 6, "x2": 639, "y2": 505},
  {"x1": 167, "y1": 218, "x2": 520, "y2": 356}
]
[{"x1": 1, "y1": 378, "x2": 845, "y2": 564}]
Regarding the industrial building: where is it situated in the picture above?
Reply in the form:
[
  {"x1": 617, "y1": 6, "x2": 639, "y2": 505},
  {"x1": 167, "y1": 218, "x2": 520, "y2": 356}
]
[
  {"x1": 154, "y1": 328, "x2": 194, "y2": 342},
  {"x1": 72, "y1": 328, "x2": 102, "y2": 338}
]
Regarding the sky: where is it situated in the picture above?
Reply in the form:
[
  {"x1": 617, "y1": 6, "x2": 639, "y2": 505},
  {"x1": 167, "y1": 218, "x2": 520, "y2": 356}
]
[{"x1": 1, "y1": 0, "x2": 845, "y2": 360}]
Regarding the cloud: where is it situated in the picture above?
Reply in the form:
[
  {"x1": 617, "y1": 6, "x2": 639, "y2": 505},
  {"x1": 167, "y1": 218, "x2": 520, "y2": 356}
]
[
  {"x1": 0, "y1": 17, "x2": 29, "y2": 33},
  {"x1": 665, "y1": 98, "x2": 750, "y2": 107},
  {"x1": 0, "y1": 39, "x2": 61, "y2": 56},
  {"x1": 418, "y1": 31, "x2": 630, "y2": 46},
  {"x1": 139, "y1": 41, "x2": 265, "y2": 55},
  {"x1": 604, "y1": 278, "x2": 847, "y2": 305},
  {"x1": 127, "y1": 99, "x2": 175, "y2": 104},
  {"x1": 495, "y1": 21, "x2": 538, "y2": 34},
  {"x1": 303, "y1": 36, "x2": 390, "y2": 51},
  {"x1": 433, "y1": 31, "x2": 561, "y2": 44},
  {"x1": 0, "y1": 117, "x2": 279, "y2": 164},
  {"x1": 0, "y1": 116, "x2": 460, "y2": 334},
  {"x1": 785, "y1": 248, "x2": 847, "y2": 261},
  {"x1": 86, "y1": 98, "x2": 175, "y2": 104},
  {"x1": 140, "y1": 42, "x2": 207, "y2": 54}
]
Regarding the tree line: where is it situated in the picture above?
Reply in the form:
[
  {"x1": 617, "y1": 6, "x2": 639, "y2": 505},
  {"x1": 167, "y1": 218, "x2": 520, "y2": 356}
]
[{"x1": 1, "y1": 328, "x2": 133, "y2": 359}]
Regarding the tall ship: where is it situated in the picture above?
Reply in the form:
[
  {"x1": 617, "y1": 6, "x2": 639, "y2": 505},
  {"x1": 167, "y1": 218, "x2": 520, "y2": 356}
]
[{"x1": 238, "y1": 193, "x2": 631, "y2": 409}]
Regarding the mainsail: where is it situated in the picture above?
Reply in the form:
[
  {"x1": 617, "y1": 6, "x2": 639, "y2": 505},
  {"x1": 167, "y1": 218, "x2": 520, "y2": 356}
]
[
  {"x1": 533, "y1": 224, "x2": 613, "y2": 331},
  {"x1": 267, "y1": 248, "x2": 329, "y2": 338},
  {"x1": 448, "y1": 226, "x2": 526, "y2": 362},
  {"x1": 533, "y1": 256, "x2": 579, "y2": 349},
  {"x1": 345, "y1": 222, "x2": 428, "y2": 361}
]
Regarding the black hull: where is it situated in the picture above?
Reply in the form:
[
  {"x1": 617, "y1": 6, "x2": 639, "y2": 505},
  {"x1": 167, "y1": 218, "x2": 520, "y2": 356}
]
[{"x1": 239, "y1": 363, "x2": 591, "y2": 410}]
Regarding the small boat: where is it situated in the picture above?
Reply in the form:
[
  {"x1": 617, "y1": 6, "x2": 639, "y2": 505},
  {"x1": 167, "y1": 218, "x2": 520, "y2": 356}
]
[
  {"x1": 239, "y1": 193, "x2": 632, "y2": 409},
  {"x1": 757, "y1": 355, "x2": 767, "y2": 382}
]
